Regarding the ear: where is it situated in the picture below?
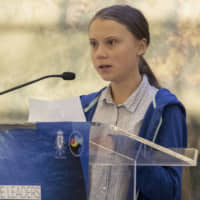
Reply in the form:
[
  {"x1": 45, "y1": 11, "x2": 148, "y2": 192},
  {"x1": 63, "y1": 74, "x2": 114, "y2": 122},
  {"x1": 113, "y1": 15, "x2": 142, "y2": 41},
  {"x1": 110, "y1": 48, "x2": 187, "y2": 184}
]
[{"x1": 137, "y1": 38, "x2": 147, "y2": 56}]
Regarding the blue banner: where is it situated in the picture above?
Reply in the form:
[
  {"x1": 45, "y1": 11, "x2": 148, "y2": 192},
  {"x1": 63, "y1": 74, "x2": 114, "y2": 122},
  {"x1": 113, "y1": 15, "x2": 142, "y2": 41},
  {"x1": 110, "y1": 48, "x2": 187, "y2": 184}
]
[{"x1": 0, "y1": 122, "x2": 90, "y2": 200}]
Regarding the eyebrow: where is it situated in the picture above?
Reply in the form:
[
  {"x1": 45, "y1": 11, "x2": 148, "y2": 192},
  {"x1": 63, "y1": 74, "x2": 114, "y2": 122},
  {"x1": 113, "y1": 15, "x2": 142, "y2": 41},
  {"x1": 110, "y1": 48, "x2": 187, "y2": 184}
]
[{"x1": 89, "y1": 35, "x2": 120, "y2": 40}]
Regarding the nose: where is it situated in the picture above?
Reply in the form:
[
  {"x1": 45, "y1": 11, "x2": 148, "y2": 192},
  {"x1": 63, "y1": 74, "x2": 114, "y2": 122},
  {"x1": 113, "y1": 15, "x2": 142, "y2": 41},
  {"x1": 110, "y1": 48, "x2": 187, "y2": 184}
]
[{"x1": 95, "y1": 45, "x2": 108, "y2": 59}]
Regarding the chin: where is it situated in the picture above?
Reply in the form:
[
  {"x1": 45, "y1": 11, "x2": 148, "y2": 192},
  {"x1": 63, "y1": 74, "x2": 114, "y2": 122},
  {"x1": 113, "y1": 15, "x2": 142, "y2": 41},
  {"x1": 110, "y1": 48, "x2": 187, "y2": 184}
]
[
  {"x1": 97, "y1": 72, "x2": 116, "y2": 82},
  {"x1": 100, "y1": 76, "x2": 113, "y2": 82}
]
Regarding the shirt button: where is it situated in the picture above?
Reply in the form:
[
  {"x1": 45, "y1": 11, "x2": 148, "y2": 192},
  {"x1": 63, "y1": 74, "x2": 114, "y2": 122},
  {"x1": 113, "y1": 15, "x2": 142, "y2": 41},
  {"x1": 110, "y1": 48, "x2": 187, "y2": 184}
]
[{"x1": 102, "y1": 186, "x2": 106, "y2": 191}]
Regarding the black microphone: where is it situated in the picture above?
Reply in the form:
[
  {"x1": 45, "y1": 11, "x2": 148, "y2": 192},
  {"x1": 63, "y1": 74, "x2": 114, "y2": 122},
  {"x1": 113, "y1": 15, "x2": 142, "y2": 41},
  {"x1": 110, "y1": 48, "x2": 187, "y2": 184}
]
[
  {"x1": 0, "y1": 72, "x2": 76, "y2": 95},
  {"x1": 61, "y1": 72, "x2": 75, "y2": 80}
]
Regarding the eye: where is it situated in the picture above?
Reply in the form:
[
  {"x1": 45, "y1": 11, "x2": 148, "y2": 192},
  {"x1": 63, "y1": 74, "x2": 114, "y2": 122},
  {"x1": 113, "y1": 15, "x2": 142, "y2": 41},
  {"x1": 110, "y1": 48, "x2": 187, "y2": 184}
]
[
  {"x1": 106, "y1": 39, "x2": 117, "y2": 46},
  {"x1": 89, "y1": 40, "x2": 98, "y2": 48}
]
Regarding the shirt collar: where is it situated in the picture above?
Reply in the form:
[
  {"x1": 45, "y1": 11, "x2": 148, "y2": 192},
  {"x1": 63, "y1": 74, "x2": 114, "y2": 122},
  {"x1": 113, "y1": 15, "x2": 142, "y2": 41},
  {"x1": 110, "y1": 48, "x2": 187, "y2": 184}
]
[
  {"x1": 123, "y1": 75, "x2": 149, "y2": 112},
  {"x1": 99, "y1": 85, "x2": 114, "y2": 104},
  {"x1": 99, "y1": 75, "x2": 151, "y2": 112}
]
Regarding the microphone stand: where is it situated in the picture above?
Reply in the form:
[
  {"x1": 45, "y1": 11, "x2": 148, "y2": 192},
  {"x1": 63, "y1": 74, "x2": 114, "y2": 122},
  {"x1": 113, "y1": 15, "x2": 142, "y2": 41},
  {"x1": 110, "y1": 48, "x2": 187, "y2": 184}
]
[{"x1": 0, "y1": 72, "x2": 75, "y2": 95}]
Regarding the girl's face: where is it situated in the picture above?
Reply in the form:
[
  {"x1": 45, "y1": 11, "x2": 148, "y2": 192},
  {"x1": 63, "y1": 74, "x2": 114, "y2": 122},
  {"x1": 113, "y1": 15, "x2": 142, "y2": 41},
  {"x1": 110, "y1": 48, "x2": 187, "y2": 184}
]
[{"x1": 89, "y1": 19, "x2": 146, "y2": 84}]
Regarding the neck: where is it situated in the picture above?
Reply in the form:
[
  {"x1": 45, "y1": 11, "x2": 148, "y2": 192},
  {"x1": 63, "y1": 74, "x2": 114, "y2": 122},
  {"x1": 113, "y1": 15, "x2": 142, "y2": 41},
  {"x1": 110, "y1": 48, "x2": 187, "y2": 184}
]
[{"x1": 111, "y1": 74, "x2": 142, "y2": 105}]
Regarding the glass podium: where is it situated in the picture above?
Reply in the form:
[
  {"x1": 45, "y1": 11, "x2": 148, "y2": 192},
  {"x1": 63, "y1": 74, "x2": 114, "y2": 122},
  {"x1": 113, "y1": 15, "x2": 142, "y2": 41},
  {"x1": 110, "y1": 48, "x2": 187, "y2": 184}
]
[
  {"x1": 0, "y1": 122, "x2": 198, "y2": 200},
  {"x1": 89, "y1": 122, "x2": 198, "y2": 200}
]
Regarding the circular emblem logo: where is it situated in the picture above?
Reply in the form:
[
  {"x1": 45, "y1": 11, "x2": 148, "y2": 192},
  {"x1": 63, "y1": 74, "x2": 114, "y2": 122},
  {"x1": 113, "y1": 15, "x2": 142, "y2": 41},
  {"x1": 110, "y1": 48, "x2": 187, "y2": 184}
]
[{"x1": 69, "y1": 131, "x2": 84, "y2": 157}]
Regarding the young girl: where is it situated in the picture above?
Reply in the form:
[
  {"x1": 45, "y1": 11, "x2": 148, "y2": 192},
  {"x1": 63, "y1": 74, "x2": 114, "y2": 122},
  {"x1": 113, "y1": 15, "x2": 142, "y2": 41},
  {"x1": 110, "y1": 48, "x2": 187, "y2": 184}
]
[{"x1": 80, "y1": 5, "x2": 187, "y2": 200}]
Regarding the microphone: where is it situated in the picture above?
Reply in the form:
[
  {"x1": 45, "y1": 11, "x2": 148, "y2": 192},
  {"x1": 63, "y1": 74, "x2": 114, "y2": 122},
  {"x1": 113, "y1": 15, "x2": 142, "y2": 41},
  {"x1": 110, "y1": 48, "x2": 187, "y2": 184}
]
[
  {"x1": 0, "y1": 72, "x2": 76, "y2": 95},
  {"x1": 61, "y1": 72, "x2": 75, "y2": 80}
]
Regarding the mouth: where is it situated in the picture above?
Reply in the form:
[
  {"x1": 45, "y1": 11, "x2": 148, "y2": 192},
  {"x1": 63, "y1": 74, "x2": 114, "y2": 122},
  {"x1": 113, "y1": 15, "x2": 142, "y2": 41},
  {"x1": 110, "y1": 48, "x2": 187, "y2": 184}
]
[{"x1": 98, "y1": 65, "x2": 112, "y2": 69}]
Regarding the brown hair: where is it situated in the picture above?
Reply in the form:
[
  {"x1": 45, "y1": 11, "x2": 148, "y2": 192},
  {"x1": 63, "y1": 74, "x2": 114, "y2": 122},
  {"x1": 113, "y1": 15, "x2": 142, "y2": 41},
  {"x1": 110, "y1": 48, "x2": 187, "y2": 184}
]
[{"x1": 89, "y1": 5, "x2": 161, "y2": 89}]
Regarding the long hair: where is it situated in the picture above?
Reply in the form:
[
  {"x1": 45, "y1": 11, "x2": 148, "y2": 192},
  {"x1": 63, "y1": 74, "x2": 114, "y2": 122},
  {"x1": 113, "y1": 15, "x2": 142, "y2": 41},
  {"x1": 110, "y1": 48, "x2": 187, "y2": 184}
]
[{"x1": 89, "y1": 5, "x2": 161, "y2": 89}]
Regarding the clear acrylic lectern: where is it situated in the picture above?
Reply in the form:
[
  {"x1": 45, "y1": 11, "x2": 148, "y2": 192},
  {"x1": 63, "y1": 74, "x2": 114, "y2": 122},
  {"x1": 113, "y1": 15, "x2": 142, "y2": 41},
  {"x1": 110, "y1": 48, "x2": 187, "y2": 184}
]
[
  {"x1": 89, "y1": 122, "x2": 198, "y2": 200},
  {"x1": 0, "y1": 122, "x2": 198, "y2": 200}
]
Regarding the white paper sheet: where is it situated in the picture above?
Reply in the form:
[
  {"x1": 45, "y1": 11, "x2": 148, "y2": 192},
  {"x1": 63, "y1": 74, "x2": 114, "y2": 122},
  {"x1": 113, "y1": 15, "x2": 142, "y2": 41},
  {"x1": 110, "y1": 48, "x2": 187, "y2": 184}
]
[{"x1": 28, "y1": 96, "x2": 86, "y2": 122}]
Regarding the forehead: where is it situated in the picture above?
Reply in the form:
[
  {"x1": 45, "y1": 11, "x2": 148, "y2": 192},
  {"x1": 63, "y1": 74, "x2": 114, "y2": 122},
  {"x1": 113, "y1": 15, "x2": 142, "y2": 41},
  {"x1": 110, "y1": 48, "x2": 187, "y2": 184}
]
[{"x1": 89, "y1": 19, "x2": 132, "y2": 39}]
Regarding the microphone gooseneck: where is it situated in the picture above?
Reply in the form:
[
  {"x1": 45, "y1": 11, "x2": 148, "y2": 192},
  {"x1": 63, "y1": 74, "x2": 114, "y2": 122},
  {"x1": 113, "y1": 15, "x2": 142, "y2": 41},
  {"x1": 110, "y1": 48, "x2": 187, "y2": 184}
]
[{"x1": 0, "y1": 72, "x2": 76, "y2": 95}]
